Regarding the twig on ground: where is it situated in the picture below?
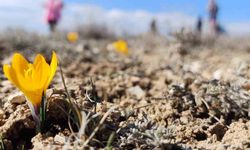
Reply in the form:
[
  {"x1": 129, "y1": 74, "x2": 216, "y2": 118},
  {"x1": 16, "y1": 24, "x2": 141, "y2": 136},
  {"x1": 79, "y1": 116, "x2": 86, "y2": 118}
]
[
  {"x1": 59, "y1": 64, "x2": 82, "y2": 130},
  {"x1": 200, "y1": 98, "x2": 229, "y2": 128},
  {"x1": 85, "y1": 78, "x2": 102, "y2": 113},
  {"x1": 83, "y1": 106, "x2": 117, "y2": 146}
]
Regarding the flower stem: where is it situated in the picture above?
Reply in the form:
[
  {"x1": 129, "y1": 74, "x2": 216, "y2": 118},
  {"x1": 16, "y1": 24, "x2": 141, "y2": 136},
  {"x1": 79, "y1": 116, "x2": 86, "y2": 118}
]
[{"x1": 39, "y1": 92, "x2": 47, "y2": 132}]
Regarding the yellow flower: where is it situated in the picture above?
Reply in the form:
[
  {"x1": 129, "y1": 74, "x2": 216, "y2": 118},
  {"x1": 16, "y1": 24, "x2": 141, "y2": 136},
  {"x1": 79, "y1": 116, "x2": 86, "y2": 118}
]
[
  {"x1": 67, "y1": 32, "x2": 79, "y2": 43},
  {"x1": 3, "y1": 51, "x2": 58, "y2": 108},
  {"x1": 112, "y1": 40, "x2": 129, "y2": 55}
]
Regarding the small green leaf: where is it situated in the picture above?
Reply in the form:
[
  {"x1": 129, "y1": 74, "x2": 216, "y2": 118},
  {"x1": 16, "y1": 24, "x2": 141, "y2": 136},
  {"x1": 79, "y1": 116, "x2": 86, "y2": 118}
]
[
  {"x1": 59, "y1": 64, "x2": 82, "y2": 131},
  {"x1": 0, "y1": 134, "x2": 5, "y2": 150},
  {"x1": 106, "y1": 132, "x2": 115, "y2": 150}
]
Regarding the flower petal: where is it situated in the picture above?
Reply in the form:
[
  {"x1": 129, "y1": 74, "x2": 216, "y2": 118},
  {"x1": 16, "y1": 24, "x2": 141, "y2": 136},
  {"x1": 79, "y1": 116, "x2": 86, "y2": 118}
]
[
  {"x1": 23, "y1": 89, "x2": 43, "y2": 108},
  {"x1": 38, "y1": 59, "x2": 51, "y2": 89},
  {"x1": 44, "y1": 51, "x2": 58, "y2": 90},
  {"x1": 3, "y1": 64, "x2": 21, "y2": 88},
  {"x1": 32, "y1": 54, "x2": 50, "y2": 89},
  {"x1": 34, "y1": 54, "x2": 46, "y2": 68},
  {"x1": 4, "y1": 64, "x2": 34, "y2": 94},
  {"x1": 12, "y1": 53, "x2": 29, "y2": 75}
]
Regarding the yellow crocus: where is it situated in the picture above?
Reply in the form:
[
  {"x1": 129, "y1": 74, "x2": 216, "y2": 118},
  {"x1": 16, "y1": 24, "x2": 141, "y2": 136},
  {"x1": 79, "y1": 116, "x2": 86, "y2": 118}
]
[
  {"x1": 3, "y1": 51, "x2": 58, "y2": 109},
  {"x1": 112, "y1": 40, "x2": 129, "y2": 56},
  {"x1": 67, "y1": 32, "x2": 79, "y2": 43}
]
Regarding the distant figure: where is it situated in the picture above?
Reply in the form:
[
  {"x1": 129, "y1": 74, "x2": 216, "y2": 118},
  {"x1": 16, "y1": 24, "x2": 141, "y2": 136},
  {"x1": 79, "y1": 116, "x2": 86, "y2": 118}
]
[
  {"x1": 216, "y1": 24, "x2": 226, "y2": 34},
  {"x1": 196, "y1": 16, "x2": 203, "y2": 34},
  {"x1": 45, "y1": 0, "x2": 63, "y2": 33},
  {"x1": 208, "y1": 0, "x2": 219, "y2": 35},
  {"x1": 150, "y1": 18, "x2": 158, "y2": 34}
]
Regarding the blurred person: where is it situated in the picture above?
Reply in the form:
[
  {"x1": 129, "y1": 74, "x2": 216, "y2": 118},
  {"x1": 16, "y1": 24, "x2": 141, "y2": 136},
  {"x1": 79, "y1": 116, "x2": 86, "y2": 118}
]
[
  {"x1": 208, "y1": 0, "x2": 219, "y2": 35},
  {"x1": 196, "y1": 16, "x2": 203, "y2": 34},
  {"x1": 44, "y1": 0, "x2": 64, "y2": 33},
  {"x1": 216, "y1": 24, "x2": 226, "y2": 34},
  {"x1": 150, "y1": 18, "x2": 158, "y2": 34}
]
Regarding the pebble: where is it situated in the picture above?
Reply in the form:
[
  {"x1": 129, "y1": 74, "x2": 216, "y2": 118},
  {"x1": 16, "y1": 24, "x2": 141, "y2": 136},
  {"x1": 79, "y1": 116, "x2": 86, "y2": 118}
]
[
  {"x1": 54, "y1": 135, "x2": 66, "y2": 144},
  {"x1": 180, "y1": 116, "x2": 189, "y2": 124},
  {"x1": 8, "y1": 92, "x2": 26, "y2": 104},
  {"x1": 130, "y1": 76, "x2": 140, "y2": 85},
  {"x1": 216, "y1": 144, "x2": 226, "y2": 150},
  {"x1": 127, "y1": 86, "x2": 145, "y2": 99}
]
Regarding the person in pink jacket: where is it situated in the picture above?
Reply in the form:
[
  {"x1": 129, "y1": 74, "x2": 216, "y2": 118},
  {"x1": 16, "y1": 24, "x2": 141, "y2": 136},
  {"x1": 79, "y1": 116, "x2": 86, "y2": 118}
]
[{"x1": 45, "y1": 0, "x2": 63, "y2": 33}]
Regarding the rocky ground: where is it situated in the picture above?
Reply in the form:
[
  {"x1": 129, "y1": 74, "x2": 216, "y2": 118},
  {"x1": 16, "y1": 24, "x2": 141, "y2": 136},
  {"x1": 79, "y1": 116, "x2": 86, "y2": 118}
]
[{"x1": 0, "y1": 30, "x2": 249, "y2": 150}]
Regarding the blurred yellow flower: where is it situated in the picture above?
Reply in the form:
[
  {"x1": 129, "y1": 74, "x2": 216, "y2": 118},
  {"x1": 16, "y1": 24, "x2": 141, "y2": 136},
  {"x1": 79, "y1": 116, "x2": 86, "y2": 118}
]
[
  {"x1": 67, "y1": 32, "x2": 79, "y2": 43},
  {"x1": 3, "y1": 51, "x2": 58, "y2": 108},
  {"x1": 112, "y1": 40, "x2": 129, "y2": 55}
]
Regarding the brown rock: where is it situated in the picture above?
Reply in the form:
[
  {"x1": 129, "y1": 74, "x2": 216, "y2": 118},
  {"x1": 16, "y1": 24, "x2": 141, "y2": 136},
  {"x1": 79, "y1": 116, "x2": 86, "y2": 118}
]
[
  {"x1": 8, "y1": 92, "x2": 26, "y2": 105},
  {"x1": 208, "y1": 123, "x2": 227, "y2": 141},
  {"x1": 130, "y1": 76, "x2": 140, "y2": 85}
]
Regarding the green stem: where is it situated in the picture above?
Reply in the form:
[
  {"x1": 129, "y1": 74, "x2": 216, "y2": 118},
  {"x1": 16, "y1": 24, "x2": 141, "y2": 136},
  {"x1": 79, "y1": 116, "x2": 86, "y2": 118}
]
[
  {"x1": 59, "y1": 64, "x2": 82, "y2": 129},
  {"x1": 39, "y1": 92, "x2": 46, "y2": 132}
]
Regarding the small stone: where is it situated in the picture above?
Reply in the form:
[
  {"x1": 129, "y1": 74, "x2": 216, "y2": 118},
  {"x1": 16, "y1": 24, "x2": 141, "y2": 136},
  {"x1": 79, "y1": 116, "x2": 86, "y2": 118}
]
[
  {"x1": 213, "y1": 69, "x2": 223, "y2": 80},
  {"x1": 242, "y1": 83, "x2": 250, "y2": 91},
  {"x1": 216, "y1": 144, "x2": 226, "y2": 150},
  {"x1": 54, "y1": 134, "x2": 65, "y2": 144},
  {"x1": 8, "y1": 92, "x2": 26, "y2": 104},
  {"x1": 127, "y1": 86, "x2": 145, "y2": 99},
  {"x1": 76, "y1": 43, "x2": 84, "y2": 52},
  {"x1": 93, "y1": 48, "x2": 100, "y2": 54},
  {"x1": 46, "y1": 89, "x2": 53, "y2": 98},
  {"x1": 130, "y1": 76, "x2": 140, "y2": 85},
  {"x1": 1, "y1": 80, "x2": 13, "y2": 93},
  {"x1": 139, "y1": 78, "x2": 151, "y2": 89},
  {"x1": 154, "y1": 76, "x2": 167, "y2": 90},
  {"x1": 180, "y1": 116, "x2": 188, "y2": 124},
  {"x1": 1, "y1": 80, "x2": 11, "y2": 87},
  {"x1": 47, "y1": 137, "x2": 54, "y2": 142}
]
